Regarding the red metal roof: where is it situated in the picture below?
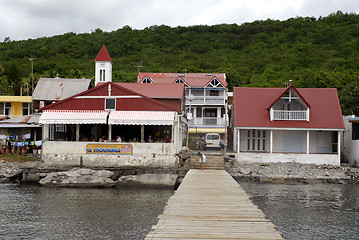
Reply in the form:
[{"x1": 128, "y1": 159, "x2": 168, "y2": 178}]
[
  {"x1": 137, "y1": 73, "x2": 226, "y2": 88},
  {"x1": 267, "y1": 85, "x2": 311, "y2": 109},
  {"x1": 116, "y1": 83, "x2": 184, "y2": 99},
  {"x1": 39, "y1": 82, "x2": 179, "y2": 113},
  {"x1": 233, "y1": 87, "x2": 344, "y2": 129},
  {"x1": 94, "y1": 45, "x2": 112, "y2": 62}
]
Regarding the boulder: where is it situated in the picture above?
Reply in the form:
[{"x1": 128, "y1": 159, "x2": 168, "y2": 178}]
[
  {"x1": 39, "y1": 168, "x2": 115, "y2": 188},
  {"x1": 116, "y1": 174, "x2": 178, "y2": 188}
]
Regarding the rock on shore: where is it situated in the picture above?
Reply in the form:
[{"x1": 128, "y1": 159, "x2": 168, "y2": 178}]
[
  {"x1": 39, "y1": 168, "x2": 116, "y2": 187},
  {"x1": 116, "y1": 174, "x2": 178, "y2": 188},
  {"x1": 228, "y1": 161, "x2": 355, "y2": 184}
]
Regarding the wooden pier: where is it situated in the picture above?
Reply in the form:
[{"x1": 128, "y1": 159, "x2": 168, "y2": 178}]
[{"x1": 145, "y1": 169, "x2": 284, "y2": 240}]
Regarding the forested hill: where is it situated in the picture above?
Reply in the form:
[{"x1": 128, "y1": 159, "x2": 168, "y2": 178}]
[{"x1": 0, "y1": 11, "x2": 359, "y2": 115}]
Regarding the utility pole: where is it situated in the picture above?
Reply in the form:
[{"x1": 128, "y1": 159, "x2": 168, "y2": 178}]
[{"x1": 29, "y1": 57, "x2": 35, "y2": 95}]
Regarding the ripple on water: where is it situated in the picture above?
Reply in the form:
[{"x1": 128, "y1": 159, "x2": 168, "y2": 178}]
[
  {"x1": 240, "y1": 183, "x2": 359, "y2": 240},
  {"x1": 0, "y1": 184, "x2": 173, "y2": 240}
]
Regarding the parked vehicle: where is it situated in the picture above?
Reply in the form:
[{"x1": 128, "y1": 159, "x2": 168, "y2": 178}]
[{"x1": 205, "y1": 133, "x2": 221, "y2": 149}]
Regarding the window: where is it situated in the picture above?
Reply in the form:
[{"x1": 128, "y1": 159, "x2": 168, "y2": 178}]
[
  {"x1": 100, "y1": 70, "x2": 103, "y2": 81},
  {"x1": 22, "y1": 103, "x2": 32, "y2": 116},
  {"x1": 105, "y1": 98, "x2": 116, "y2": 110},
  {"x1": 55, "y1": 124, "x2": 67, "y2": 132},
  {"x1": 210, "y1": 90, "x2": 219, "y2": 96},
  {"x1": 5, "y1": 103, "x2": 11, "y2": 116},
  {"x1": 247, "y1": 130, "x2": 266, "y2": 151},
  {"x1": 353, "y1": 123, "x2": 359, "y2": 140},
  {"x1": 102, "y1": 69, "x2": 105, "y2": 81},
  {"x1": 0, "y1": 103, "x2": 4, "y2": 115},
  {"x1": 141, "y1": 77, "x2": 152, "y2": 83},
  {"x1": 175, "y1": 78, "x2": 183, "y2": 83}
]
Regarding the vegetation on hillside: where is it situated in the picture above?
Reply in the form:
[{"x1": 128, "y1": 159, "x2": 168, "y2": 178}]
[{"x1": 0, "y1": 11, "x2": 358, "y2": 115}]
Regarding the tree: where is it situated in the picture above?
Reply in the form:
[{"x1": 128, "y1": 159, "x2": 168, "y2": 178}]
[
  {"x1": 5, "y1": 62, "x2": 22, "y2": 95},
  {"x1": 340, "y1": 80, "x2": 359, "y2": 116}
]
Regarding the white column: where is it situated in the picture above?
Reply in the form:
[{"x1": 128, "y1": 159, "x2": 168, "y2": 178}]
[
  {"x1": 306, "y1": 130, "x2": 310, "y2": 154},
  {"x1": 270, "y1": 130, "x2": 273, "y2": 153},
  {"x1": 338, "y1": 131, "x2": 341, "y2": 162},
  {"x1": 108, "y1": 125, "x2": 112, "y2": 141},
  {"x1": 237, "y1": 129, "x2": 240, "y2": 153},
  {"x1": 43, "y1": 124, "x2": 48, "y2": 141},
  {"x1": 34, "y1": 129, "x2": 37, "y2": 142},
  {"x1": 141, "y1": 125, "x2": 144, "y2": 142},
  {"x1": 76, "y1": 124, "x2": 80, "y2": 141}
]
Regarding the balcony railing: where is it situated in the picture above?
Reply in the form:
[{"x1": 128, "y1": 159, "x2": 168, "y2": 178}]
[
  {"x1": 188, "y1": 117, "x2": 226, "y2": 126},
  {"x1": 186, "y1": 95, "x2": 225, "y2": 105},
  {"x1": 270, "y1": 109, "x2": 309, "y2": 121}
]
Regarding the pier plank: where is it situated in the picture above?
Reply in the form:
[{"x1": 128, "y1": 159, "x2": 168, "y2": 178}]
[{"x1": 145, "y1": 169, "x2": 284, "y2": 240}]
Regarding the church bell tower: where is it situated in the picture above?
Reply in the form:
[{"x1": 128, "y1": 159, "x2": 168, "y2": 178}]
[{"x1": 94, "y1": 45, "x2": 112, "y2": 86}]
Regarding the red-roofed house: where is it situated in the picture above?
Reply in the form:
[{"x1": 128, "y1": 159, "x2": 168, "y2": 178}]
[
  {"x1": 138, "y1": 72, "x2": 228, "y2": 137},
  {"x1": 38, "y1": 81, "x2": 186, "y2": 168},
  {"x1": 232, "y1": 86, "x2": 345, "y2": 165}
]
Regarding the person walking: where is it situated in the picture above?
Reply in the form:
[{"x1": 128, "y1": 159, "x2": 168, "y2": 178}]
[{"x1": 198, "y1": 152, "x2": 206, "y2": 170}]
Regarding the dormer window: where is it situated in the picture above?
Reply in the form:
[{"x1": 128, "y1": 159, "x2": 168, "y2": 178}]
[
  {"x1": 207, "y1": 77, "x2": 224, "y2": 88},
  {"x1": 269, "y1": 86, "x2": 310, "y2": 121},
  {"x1": 141, "y1": 77, "x2": 153, "y2": 83},
  {"x1": 175, "y1": 78, "x2": 183, "y2": 83}
]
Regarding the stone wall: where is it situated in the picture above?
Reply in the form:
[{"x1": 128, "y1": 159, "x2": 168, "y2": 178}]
[
  {"x1": 42, "y1": 141, "x2": 178, "y2": 168},
  {"x1": 236, "y1": 152, "x2": 340, "y2": 166}
]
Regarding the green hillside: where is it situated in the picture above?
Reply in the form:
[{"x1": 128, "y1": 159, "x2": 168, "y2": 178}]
[{"x1": 0, "y1": 11, "x2": 358, "y2": 115}]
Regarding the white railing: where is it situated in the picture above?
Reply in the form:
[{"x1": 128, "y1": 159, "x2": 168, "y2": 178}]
[
  {"x1": 271, "y1": 109, "x2": 309, "y2": 121},
  {"x1": 185, "y1": 96, "x2": 225, "y2": 105},
  {"x1": 188, "y1": 117, "x2": 226, "y2": 126}
]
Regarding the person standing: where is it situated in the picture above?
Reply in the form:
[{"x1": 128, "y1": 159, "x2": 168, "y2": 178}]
[
  {"x1": 197, "y1": 136, "x2": 203, "y2": 150},
  {"x1": 198, "y1": 152, "x2": 206, "y2": 170}
]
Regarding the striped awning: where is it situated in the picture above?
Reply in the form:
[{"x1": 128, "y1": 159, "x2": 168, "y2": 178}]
[
  {"x1": 109, "y1": 111, "x2": 175, "y2": 125},
  {"x1": 39, "y1": 110, "x2": 108, "y2": 124}
]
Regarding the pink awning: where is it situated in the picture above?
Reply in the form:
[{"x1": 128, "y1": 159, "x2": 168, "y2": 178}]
[
  {"x1": 39, "y1": 110, "x2": 108, "y2": 124},
  {"x1": 109, "y1": 111, "x2": 175, "y2": 125}
]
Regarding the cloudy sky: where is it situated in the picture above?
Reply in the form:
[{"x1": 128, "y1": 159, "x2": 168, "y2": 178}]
[{"x1": 1, "y1": 0, "x2": 359, "y2": 41}]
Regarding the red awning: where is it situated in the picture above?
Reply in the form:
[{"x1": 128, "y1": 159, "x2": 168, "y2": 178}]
[
  {"x1": 109, "y1": 111, "x2": 175, "y2": 125},
  {"x1": 39, "y1": 110, "x2": 108, "y2": 124}
]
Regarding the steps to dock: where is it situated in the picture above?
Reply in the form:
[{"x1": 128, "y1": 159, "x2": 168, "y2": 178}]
[
  {"x1": 189, "y1": 153, "x2": 225, "y2": 170},
  {"x1": 145, "y1": 169, "x2": 284, "y2": 239}
]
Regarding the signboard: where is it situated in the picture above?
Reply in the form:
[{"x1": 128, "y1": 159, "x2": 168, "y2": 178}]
[{"x1": 86, "y1": 144, "x2": 133, "y2": 154}]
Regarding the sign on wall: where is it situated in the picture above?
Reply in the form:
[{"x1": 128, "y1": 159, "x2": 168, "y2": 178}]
[{"x1": 86, "y1": 144, "x2": 133, "y2": 154}]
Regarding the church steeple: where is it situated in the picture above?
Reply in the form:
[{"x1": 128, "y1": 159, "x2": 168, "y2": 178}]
[{"x1": 94, "y1": 45, "x2": 112, "y2": 86}]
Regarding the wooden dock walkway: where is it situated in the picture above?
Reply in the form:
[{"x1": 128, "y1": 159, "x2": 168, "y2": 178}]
[{"x1": 145, "y1": 169, "x2": 284, "y2": 240}]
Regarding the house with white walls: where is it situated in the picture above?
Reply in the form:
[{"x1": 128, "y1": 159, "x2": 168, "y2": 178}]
[
  {"x1": 232, "y1": 85, "x2": 345, "y2": 166},
  {"x1": 137, "y1": 72, "x2": 228, "y2": 137}
]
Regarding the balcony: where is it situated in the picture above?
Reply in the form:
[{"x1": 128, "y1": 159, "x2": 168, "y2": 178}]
[
  {"x1": 185, "y1": 96, "x2": 225, "y2": 106},
  {"x1": 270, "y1": 109, "x2": 309, "y2": 121},
  {"x1": 188, "y1": 117, "x2": 226, "y2": 126}
]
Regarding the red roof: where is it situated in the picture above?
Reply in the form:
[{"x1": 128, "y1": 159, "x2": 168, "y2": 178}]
[
  {"x1": 137, "y1": 73, "x2": 226, "y2": 88},
  {"x1": 94, "y1": 45, "x2": 112, "y2": 62},
  {"x1": 233, "y1": 87, "x2": 344, "y2": 129},
  {"x1": 116, "y1": 83, "x2": 184, "y2": 99},
  {"x1": 39, "y1": 82, "x2": 179, "y2": 113}
]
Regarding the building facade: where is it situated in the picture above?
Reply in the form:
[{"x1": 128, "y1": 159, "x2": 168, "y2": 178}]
[
  {"x1": 137, "y1": 73, "x2": 228, "y2": 138},
  {"x1": 232, "y1": 86, "x2": 345, "y2": 166}
]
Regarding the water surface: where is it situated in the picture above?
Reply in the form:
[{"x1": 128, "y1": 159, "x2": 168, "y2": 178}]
[
  {"x1": 241, "y1": 183, "x2": 359, "y2": 240},
  {"x1": 0, "y1": 184, "x2": 173, "y2": 239}
]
